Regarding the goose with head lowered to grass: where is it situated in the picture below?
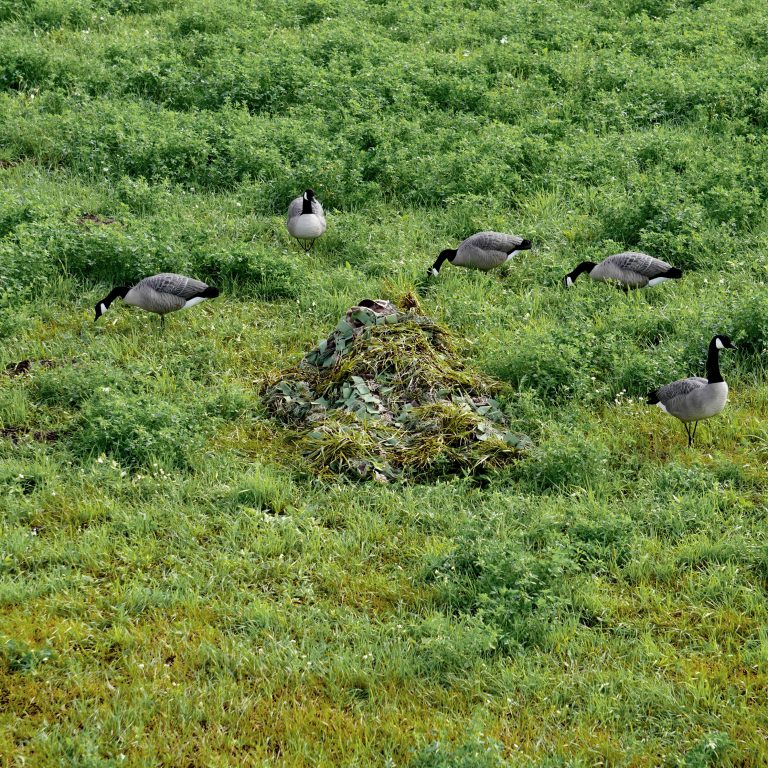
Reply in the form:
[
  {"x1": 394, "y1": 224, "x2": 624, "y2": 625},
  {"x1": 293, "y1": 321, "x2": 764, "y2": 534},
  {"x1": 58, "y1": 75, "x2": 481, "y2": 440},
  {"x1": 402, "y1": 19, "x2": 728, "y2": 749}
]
[
  {"x1": 428, "y1": 231, "x2": 532, "y2": 276},
  {"x1": 94, "y1": 273, "x2": 220, "y2": 329},
  {"x1": 563, "y1": 252, "x2": 682, "y2": 290},
  {"x1": 287, "y1": 189, "x2": 326, "y2": 252},
  {"x1": 647, "y1": 334, "x2": 737, "y2": 448}
]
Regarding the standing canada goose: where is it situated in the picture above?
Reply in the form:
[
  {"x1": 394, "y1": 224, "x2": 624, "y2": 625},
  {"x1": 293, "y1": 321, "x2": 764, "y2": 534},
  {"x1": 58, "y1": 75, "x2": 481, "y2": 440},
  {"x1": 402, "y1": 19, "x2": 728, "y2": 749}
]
[
  {"x1": 287, "y1": 189, "x2": 326, "y2": 252},
  {"x1": 563, "y1": 252, "x2": 682, "y2": 289},
  {"x1": 428, "y1": 231, "x2": 532, "y2": 276},
  {"x1": 647, "y1": 334, "x2": 737, "y2": 447},
  {"x1": 94, "y1": 273, "x2": 220, "y2": 329}
]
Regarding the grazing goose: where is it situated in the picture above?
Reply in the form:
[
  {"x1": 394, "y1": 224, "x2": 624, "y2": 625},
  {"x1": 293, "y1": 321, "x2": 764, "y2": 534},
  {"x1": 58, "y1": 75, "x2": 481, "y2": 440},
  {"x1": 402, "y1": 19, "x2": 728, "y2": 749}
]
[
  {"x1": 287, "y1": 189, "x2": 327, "y2": 252},
  {"x1": 94, "y1": 273, "x2": 220, "y2": 328},
  {"x1": 647, "y1": 335, "x2": 737, "y2": 447},
  {"x1": 563, "y1": 252, "x2": 682, "y2": 289},
  {"x1": 428, "y1": 231, "x2": 532, "y2": 276}
]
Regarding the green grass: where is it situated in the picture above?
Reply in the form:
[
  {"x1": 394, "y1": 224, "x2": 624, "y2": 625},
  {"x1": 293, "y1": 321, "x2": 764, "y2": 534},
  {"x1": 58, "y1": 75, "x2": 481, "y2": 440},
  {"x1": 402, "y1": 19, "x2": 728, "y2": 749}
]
[{"x1": 2, "y1": 0, "x2": 768, "y2": 764}]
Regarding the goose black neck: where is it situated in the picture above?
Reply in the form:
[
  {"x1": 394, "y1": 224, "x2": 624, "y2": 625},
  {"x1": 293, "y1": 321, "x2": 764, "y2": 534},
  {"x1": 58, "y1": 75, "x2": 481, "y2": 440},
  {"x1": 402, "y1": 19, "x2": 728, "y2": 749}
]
[
  {"x1": 706, "y1": 338, "x2": 724, "y2": 383},
  {"x1": 102, "y1": 286, "x2": 129, "y2": 308},
  {"x1": 431, "y1": 249, "x2": 457, "y2": 273},
  {"x1": 572, "y1": 261, "x2": 597, "y2": 280},
  {"x1": 302, "y1": 194, "x2": 314, "y2": 215}
]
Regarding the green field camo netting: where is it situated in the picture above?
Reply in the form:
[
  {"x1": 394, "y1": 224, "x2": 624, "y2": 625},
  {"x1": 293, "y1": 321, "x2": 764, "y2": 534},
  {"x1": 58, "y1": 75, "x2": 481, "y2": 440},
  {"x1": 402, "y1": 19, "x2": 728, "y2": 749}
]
[{"x1": 265, "y1": 300, "x2": 531, "y2": 481}]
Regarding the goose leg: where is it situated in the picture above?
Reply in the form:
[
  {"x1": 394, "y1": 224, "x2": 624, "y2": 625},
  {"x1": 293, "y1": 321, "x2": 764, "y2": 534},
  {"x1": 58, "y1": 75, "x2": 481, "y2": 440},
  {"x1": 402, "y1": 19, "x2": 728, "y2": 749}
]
[
  {"x1": 684, "y1": 422, "x2": 692, "y2": 448},
  {"x1": 691, "y1": 420, "x2": 699, "y2": 446},
  {"x1": 295, "y1": 238, "x2": 313, "y2": 253},
  {"x1": 160, "y1": 315, "x2": 165, "y2": 331}
]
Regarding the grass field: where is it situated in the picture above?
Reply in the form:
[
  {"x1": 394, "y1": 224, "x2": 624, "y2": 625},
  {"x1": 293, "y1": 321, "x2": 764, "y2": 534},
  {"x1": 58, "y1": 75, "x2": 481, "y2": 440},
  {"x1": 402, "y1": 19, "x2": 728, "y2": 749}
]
[{"x1": 2, "y1": 0, "x2": 768, "y2": 765}]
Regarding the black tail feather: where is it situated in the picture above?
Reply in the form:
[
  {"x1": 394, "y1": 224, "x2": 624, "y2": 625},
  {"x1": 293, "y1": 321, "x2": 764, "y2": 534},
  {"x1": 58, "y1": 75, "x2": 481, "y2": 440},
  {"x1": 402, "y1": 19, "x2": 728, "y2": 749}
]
[
  {"x1": 518, "y1": 239, "x2": 532, "y2": 250},
  {"x1": 199, "y1": 285, "x2": 220, "y2": 298},
  {"x1": 647, "y1": 389, "x2": 660, "y2": 405},
  {"x1": 663, "y1": 267, "x2": 683, "y2": 279}
]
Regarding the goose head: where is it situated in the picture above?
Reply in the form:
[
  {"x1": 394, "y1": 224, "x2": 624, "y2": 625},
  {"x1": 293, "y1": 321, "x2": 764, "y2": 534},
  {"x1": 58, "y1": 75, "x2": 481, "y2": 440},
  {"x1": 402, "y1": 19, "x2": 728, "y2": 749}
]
[{"x1": 714, "y1": 335, "x2": 737, "y2": 351}]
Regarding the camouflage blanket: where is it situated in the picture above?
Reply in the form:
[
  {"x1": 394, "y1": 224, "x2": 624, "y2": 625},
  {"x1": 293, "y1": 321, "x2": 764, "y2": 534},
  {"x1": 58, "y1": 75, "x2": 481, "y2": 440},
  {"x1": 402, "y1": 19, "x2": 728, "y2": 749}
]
[{"x1": 265, "y1": 300, "x2": 530, "y2": 481}]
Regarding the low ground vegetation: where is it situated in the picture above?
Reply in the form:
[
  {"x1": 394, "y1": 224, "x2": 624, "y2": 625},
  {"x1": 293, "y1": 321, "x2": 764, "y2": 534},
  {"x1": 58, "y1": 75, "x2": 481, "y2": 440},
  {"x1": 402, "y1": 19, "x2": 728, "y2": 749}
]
[{"x1": 1, "y1": 0, "x2": 768, "y2": 765}]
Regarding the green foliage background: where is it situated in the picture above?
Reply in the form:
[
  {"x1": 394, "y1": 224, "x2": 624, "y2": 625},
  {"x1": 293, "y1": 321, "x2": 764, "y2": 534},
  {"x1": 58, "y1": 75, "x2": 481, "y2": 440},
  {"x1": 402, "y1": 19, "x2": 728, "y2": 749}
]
[{"x1": 1, "y1": 0, "x2": 768, "y2": 764}]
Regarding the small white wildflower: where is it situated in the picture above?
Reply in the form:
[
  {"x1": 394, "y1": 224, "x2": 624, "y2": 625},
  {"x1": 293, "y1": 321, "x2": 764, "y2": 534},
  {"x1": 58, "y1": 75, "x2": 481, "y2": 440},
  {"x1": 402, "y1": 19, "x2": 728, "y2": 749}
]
[{"x1": 500, "y1": 36, "x2": 508, "y2": 44}]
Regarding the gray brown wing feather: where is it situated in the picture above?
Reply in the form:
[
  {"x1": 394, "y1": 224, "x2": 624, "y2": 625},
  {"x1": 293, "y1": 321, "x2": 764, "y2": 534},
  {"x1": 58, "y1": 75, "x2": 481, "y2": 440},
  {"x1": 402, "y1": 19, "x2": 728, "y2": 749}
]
[
  {"x1": 139, "y1": 273, "x2": 209, "y2": 300},
  {"x1": 605, "y1": 252, "x2": 674, "y2": 277},
  {"x1": 653, "y1": 376, "x2": 708, "y2": 403},
  {"x1": 463, "y1": 231, "x2": 526, "y2": 253},
  {"x1": 287, "y1": 197, "x2": 303, "y2": 221}
]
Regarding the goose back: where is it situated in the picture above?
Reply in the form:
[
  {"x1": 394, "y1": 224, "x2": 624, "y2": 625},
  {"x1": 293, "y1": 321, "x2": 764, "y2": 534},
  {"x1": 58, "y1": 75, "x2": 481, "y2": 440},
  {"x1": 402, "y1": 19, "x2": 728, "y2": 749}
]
[
  {"x1": 453, "y1": 231, "x2": 530, "y2": 271},
  {"x1": 124, "y1": 273, "x2": 213, "y2": 315},
  {"x1": 590, "y1": 252, "x2": 677, "y2": 287}
]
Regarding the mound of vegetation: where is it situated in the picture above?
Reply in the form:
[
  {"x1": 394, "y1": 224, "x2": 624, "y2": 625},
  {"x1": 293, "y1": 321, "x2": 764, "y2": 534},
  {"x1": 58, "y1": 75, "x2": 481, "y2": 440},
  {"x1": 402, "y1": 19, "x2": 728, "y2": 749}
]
[{"x1": 266, "y1": 300, "x2": 530, "y2": 481}]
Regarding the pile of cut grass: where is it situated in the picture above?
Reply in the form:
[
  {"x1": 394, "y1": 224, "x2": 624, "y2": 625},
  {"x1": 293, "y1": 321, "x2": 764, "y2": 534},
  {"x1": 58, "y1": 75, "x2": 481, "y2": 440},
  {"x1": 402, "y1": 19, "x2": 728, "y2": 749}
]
[{"x1": 266, "y1": 300, "x2": 530, "y2": 481}]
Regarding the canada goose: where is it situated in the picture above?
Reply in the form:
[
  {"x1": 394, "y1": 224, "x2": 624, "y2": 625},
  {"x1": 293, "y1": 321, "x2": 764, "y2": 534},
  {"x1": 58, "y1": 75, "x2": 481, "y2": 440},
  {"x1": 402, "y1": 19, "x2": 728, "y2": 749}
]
[
  {"x1": 94, "y1": 273, "x2": 220, "y2": 328},
  {"x1": 647, "y1": 335, "x2": 737, "y2": 447},
  {"x1": 428, "y1": 231, "x2": 532, "y2": 276},
  {"x1": 287, "y1": 189, "x2": 326, "y2": 252},
  {"x1": 563, "y1": 252, "x2": 682, "y2": 289}
]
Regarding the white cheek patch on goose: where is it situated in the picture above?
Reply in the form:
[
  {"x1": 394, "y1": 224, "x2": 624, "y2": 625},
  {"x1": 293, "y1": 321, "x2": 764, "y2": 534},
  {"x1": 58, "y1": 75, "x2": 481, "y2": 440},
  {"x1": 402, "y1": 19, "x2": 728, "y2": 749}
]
[
  {"x1": 565, "y1": 276, "x2": 573, "y2": 287},
  {"x1": 715, "y1": 337, "x2": 725, "y2": 349},
  {"x1": 182, "y1": 297, "x2": 206, "y2": 309},
  {"x1": 100, "y1": 303, "x2": 107, "y2": 315},
  {"x1": 647, "y1": 276, "x2": 670, "y2": 287}
]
